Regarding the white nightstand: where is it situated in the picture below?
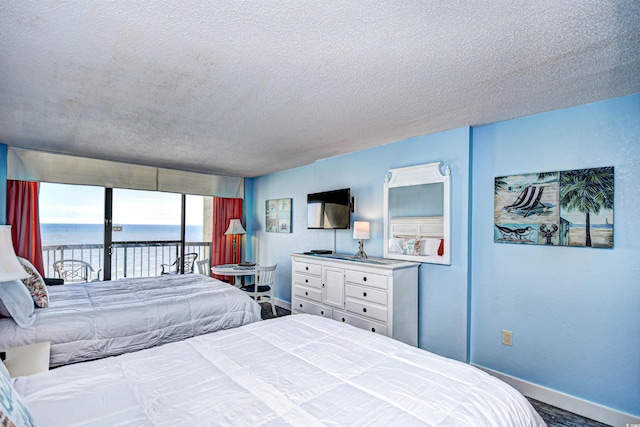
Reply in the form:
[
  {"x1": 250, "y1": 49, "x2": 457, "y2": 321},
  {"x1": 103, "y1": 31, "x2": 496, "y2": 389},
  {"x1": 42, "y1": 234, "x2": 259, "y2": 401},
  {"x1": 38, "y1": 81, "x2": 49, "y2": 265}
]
[{"x1": 2, "y1": 342, "x2": 50, "y2": 378}]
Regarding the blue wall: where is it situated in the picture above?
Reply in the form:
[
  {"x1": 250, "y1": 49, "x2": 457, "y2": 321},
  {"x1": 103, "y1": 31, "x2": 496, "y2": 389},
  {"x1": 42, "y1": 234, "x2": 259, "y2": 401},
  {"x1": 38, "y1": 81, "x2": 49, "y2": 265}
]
[
  {"x1": 471, "y1": 94, "x2": 640, "y2": 416},
  {"x1": 252, "y1": 127, "x2": 471, "y2": 360},
  {"x1": 243, "y1": 177, "x2": 255, "y2": 263},
  {"x1": 252, "y1": 93, "x2": 640, "y2": 417}
]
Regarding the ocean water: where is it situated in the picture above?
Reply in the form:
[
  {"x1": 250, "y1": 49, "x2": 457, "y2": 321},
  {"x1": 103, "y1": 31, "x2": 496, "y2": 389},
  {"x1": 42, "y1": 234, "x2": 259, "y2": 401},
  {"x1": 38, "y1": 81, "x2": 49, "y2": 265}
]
[
  {"x1": 40, "y1": 223, "x2": 208, "y2": 279},
  {"x1": 41, "y1": 223, "x2": 206, "y2": 246}
]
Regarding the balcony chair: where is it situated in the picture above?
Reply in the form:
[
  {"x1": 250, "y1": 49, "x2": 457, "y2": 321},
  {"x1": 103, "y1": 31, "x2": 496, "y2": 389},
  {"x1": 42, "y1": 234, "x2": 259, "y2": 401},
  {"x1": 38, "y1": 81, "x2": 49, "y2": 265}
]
[
  {"x1": 161, "y1": 253, "x2": 198, "y2": 275},
  {"x1": 196, "y1": 258, "x2": 210, "y2": 275},
  {"x1": 240, "y1": 264, "x2": 277, "y2": 316},
  {"x1": 53, "y1": 259, "x2": 102, "y2": 283}
]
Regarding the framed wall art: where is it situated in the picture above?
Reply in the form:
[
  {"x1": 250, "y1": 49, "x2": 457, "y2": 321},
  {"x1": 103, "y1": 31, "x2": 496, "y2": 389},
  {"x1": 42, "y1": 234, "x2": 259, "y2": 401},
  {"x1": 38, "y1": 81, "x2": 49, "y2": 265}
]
[
  {"x1": 265, "y1": 198, "x2": 292, "y2": 233},
  {"x1": 494, "y1": 167, "x2": 613, "y2": 248}
]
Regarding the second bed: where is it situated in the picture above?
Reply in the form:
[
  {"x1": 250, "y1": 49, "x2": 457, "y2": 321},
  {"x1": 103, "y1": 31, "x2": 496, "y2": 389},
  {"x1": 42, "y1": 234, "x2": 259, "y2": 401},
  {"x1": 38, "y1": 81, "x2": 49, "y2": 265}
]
[{"x1": 0, "y1": 274, "x2": 262, "y2": 367}]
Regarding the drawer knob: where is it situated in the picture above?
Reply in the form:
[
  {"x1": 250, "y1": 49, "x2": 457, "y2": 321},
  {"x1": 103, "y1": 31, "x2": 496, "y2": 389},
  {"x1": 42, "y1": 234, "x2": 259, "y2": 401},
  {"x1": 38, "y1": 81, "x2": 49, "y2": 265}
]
[
  {"x1": 341, "y1": 318, "x2": 346, "y2": 322},
  {"x1": 305, "y1": 279, "x2": 308, "y2": 283},
  {"x1": 305, "y1": 291, "x2": 308, "y2": 296},
  {"x1": 371, "y1": 327, "x2": 376, "y2": 333},
  {"x1": 363, "y1": 292, "x2": 367, "y2": 297},
  {"x1": 321, "y1": 310, "x2": 324, "y2": 315},
  {"x1": 299, "y1": 303, "x2": 303, "y2": 308},
  {"x1": 363, "y1": 307, "x2": 367, "y2": 313},
  {"x1": 363, "y1": 276, "x2": 367, "y2": 281},
  {"x1": 305, "y1": 266, "x2": 309, "y2": 270},
  {"x1": 322, "y1": 284, "x2": 325, "y2": 288}
]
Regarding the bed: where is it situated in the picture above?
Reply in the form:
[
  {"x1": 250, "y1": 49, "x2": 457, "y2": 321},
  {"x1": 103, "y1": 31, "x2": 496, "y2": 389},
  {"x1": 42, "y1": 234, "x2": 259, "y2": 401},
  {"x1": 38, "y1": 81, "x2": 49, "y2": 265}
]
[
  {"x1": 7, "y1": 314, "x2": 546, "y2": 426},
  {"x1": 0, "y1": 274, "x2": 262, "y2": 367},
  {"x1": 387, "y1": 216, "x2": 446, "y2": 259}
]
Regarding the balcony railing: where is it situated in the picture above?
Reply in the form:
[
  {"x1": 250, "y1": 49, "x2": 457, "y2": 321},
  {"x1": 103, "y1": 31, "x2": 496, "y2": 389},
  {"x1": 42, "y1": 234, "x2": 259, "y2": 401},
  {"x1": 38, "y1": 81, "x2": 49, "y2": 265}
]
[{"x1": 42, "y1": 241, "x2": 212, "y2": 280}]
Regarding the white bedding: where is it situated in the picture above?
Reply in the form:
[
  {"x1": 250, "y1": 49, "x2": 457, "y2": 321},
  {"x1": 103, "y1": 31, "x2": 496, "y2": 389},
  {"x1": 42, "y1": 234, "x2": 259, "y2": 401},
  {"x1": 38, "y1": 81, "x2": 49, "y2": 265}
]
[
  {"x1": 0, "y1": 274, "x2": 261, "y2": 367},
  {"x1": 15, "y1": 314, "x2": 545, "y2": 426}
]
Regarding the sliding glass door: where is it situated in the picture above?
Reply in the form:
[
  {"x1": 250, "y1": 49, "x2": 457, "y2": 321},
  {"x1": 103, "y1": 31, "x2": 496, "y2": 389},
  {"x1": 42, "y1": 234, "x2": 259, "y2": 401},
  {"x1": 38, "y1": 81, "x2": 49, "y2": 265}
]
[
  {"x1": 186, "y1": 194, "x2": 213, "y2": 274},
  {"x1": 40, "y1": 183, "x2": 213, "y2": 281},
  {"x1": 111, "y1": 189, "x2": 182, "y2": 279},
  {"x1": 39, "y1": 183, "x2": 105, "y2": 279}
]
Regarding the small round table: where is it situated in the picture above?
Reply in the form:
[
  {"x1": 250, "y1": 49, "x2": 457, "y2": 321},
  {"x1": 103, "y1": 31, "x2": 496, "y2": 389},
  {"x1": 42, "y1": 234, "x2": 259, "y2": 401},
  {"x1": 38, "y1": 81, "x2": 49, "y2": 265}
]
[{"x1": 211, "y1": 264, "x2": 257, "y2": 287}]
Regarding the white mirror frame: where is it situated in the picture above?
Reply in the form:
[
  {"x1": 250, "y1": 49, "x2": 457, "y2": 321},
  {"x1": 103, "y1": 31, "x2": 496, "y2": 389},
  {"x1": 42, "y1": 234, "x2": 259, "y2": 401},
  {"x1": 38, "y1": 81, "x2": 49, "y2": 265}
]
[{"x1": 383, "y1": 162, "x2": 451, "y2": 265}]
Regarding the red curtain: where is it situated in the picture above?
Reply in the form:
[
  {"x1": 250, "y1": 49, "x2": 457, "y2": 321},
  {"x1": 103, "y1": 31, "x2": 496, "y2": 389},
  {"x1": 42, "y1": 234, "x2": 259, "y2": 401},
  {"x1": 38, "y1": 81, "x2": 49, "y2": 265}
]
[
  {"x1": 6, "y1": 180, "x2": 45, "y2": 275},
  {"x1": 211, "y1": 197, "x2": 243, "y2": 281}
]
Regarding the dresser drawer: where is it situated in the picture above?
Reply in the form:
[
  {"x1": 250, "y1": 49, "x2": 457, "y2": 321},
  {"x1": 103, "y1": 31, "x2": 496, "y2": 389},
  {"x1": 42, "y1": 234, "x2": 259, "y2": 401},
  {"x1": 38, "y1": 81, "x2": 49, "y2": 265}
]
[
  {"x1": 345, "y1": 284, "x2": 387, "y2": 306},
  {"x1": 294, "y1": 299, "x2": 332, "y2": 318},
  {"x1": 293, "y1": 272, "x2": 322, "y2": 289},
  {"x1": 345, "y1": 269, "x2": 387, "y2": 290},
  {"x1": 333, "y1": 310, "x2": 388, "y2": 336},
  {"x1": 345, "y1": 298, "x2": 388, "y2": 322},
  {"x1": 293, "y1": 284, "x2": 322, "y2": 303},
  {"x1": 294, "y1": 261, "x2": 322, "y2": 276}
]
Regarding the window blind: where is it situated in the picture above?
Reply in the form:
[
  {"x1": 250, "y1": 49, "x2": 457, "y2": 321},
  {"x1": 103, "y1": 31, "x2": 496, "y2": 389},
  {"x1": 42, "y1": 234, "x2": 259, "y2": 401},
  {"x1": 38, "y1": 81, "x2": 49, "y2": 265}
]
[{"x1": 7, "y1": 147, "x2": 244, "y2": 198}]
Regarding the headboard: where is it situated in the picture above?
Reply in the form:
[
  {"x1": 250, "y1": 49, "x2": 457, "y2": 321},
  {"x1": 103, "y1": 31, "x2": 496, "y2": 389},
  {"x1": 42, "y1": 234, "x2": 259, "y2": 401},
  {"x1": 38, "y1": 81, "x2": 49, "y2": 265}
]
[{"x1": 389, "y1": 216, "x2": 444, "y2": 239}]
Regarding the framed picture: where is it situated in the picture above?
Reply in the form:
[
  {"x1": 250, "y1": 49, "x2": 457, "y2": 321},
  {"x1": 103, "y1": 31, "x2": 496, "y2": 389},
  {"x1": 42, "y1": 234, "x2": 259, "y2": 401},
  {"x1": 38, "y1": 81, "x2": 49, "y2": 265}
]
[
  {"x1": 494, "y1": 167, "x2": 613, "y2": 248},
  {"x1": 265, "y1": 198, "x2": 292, "y2": 233}
]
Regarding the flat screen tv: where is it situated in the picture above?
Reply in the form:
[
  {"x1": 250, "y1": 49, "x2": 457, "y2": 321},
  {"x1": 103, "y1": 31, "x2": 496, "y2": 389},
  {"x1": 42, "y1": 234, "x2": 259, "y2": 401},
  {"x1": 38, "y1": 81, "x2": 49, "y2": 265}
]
[{"x1": 307, "y1": 188, "x2": 351, "y2": 229}]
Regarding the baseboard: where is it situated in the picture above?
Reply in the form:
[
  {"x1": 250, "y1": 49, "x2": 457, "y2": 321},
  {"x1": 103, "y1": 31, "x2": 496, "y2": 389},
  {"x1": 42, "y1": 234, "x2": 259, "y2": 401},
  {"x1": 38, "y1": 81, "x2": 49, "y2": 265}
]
[
  {"x1": 274, "y1": 298, "x2": 291, "y2": 312},
  {"x1": 473, "y1": 365, "x2": 640, "y2": 426}
]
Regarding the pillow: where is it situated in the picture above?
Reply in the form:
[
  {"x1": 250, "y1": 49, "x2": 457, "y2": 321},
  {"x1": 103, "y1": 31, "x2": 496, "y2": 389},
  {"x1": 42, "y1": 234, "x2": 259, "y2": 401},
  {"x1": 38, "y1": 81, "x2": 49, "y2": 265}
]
[
  {"x1": 0, "y1": 359, "x2": 9, "y2": 381},
  {"x1": 0, "y1": 373, "x2": 36, "y2": 427},
  {"x1": 403, "y1": 238, "x2": 421, "y2": 255},
  {"x1": 0, "y1": 281, "x2": 36, "y2": 328},
  {"x1": 388, "y1": 238, "x2": 404, "y2": 254},
  {"x1": 17, "y1": 258, "x2": 48, "y2": 308},
  {"x1": 0, "y1": 301, "x2": 10, "y2": 317},
  {"x1": 420, "y1": 238, "x2": 441, "y2": 256}
]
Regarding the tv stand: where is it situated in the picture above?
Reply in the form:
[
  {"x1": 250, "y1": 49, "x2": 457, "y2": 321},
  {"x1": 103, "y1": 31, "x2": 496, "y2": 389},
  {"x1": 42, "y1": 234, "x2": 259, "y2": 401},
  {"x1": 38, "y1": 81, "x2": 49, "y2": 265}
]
[{"x1": 291, "y1": 253, "x2": 419, "y2": 346}]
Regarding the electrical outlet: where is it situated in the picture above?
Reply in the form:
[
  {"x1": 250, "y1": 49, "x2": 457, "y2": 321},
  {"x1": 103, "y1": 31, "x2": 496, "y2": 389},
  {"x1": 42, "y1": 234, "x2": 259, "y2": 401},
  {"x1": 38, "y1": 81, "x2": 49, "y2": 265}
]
[{"x1": 502, "y1": 330, "x2": 513, "y2": 346}]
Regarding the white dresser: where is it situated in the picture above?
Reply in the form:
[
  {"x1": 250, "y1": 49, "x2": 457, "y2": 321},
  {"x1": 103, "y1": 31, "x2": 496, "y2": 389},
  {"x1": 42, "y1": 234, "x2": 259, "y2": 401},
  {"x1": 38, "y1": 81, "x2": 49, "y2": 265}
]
[{"x1": 291, "y1": 253, "x2": 419, "y2": 346}]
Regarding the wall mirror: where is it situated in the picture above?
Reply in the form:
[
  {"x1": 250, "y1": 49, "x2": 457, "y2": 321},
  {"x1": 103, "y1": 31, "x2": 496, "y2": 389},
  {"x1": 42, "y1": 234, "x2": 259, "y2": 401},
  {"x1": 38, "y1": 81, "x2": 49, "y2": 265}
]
[{"x1": 383, "y1": 162, "x2": 451, "y2": 265}]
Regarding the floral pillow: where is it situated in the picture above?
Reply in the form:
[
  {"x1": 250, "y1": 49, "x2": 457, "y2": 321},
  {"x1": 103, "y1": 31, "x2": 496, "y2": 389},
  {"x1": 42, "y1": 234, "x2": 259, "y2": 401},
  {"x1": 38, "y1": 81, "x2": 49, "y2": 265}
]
[
  {"x1": 17, "y1": 257, "x2": 48, "y2": 308},
  {"x1": 0, "y1": 374, "x2": 36, "y2": 427},
  {"x1": 403, "y1": 238, "x2": 422, "y2": 255}
]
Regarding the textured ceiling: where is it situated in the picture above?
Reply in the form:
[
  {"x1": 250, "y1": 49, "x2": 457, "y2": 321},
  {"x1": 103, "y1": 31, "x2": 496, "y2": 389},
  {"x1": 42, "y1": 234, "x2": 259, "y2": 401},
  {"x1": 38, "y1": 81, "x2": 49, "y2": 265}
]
[{"x1": 1, "y1": 1, "x2": 639, "y2": 178}]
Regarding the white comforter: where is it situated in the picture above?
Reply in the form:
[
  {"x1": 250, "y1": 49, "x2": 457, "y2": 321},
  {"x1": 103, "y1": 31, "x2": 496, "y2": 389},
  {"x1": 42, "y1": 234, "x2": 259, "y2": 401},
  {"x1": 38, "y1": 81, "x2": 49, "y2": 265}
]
[
  {"x1": 15, "y1": 315, "x2": 545, "y2": 426},
  {"x1": 0, "y1": 275, "x2": 261, "y2": 367}
]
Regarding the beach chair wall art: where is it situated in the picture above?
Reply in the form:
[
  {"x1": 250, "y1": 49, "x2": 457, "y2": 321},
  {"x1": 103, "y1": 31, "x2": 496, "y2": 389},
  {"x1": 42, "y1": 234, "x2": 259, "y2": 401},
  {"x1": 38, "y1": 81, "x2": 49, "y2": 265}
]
[{"x1": 494, "y1": 167, "x2": 613, "y2": 248}]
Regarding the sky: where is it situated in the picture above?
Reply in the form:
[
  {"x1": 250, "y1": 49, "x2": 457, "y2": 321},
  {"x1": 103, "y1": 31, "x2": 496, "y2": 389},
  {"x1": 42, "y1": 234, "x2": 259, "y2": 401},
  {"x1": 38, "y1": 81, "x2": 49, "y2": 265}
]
[{"x1": 39, "y1": 183, "x2": 205, "y2": 225}]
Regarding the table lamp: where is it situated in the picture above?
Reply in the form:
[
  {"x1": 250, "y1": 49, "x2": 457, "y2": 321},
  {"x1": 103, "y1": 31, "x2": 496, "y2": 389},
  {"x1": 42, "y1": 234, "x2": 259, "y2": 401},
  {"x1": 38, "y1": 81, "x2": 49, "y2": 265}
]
[
  {"x1": 224, "y1": 219, "x2": 246, "y2": 264},
  {"x1": 0, "y1": 225, "x2": 29, "y2": 282},
  {"x1": 353, "y1": 221, "x2": 370, "y2": 259}
]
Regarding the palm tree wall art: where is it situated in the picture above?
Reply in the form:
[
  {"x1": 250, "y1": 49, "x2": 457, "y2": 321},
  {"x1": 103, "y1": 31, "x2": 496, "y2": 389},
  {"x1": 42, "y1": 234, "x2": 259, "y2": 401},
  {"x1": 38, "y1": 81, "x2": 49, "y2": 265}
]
[{"x1": 494, "y1": 167, "x2": 614, "y2": 248}]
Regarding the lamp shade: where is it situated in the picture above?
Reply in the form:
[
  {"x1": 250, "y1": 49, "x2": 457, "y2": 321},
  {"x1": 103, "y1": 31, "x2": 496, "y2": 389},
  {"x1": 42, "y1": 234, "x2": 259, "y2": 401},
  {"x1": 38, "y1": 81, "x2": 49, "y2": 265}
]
[
  {"x1": 353, "y1": 221, "x2": 370, "y2": 240},
  {"x1": 224, "y1": 219, "x2": 246, "y2": 235},
  {"x1": 0, "y1": 225, "x2": 29, "y2": 282}
]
